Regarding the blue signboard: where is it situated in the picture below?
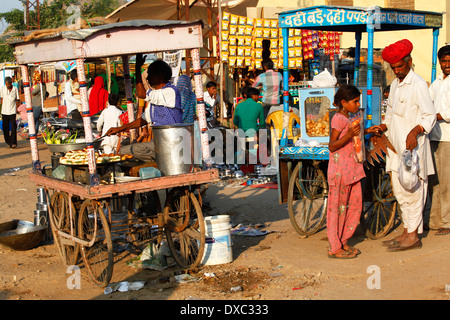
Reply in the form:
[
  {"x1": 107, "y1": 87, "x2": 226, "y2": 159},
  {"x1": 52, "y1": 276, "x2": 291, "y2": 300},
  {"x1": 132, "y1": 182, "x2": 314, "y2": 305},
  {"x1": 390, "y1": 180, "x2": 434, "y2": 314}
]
[{"x1": 279, "y1": 6, "x2": 442, "y2": 30}]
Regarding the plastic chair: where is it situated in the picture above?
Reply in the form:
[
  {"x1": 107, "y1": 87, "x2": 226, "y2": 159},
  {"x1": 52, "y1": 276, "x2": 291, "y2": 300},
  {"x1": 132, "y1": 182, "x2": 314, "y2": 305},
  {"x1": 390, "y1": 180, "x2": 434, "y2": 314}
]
[{"x1": 266, "y1": 110, "x2": 300, "y2": 141}]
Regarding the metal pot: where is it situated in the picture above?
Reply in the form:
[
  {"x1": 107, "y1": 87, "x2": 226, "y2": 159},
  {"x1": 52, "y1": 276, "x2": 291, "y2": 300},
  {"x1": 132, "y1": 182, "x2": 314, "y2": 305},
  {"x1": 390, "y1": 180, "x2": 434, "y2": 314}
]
[{"x1": 152, "y1": 123, "x2": 194, "y2": 176}]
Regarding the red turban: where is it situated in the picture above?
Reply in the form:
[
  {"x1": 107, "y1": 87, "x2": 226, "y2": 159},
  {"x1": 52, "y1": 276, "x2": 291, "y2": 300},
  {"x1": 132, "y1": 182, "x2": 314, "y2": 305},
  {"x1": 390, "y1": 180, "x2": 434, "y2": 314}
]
[{"x1": 382, "y1": 39, "x2": 413, "y2": 64}]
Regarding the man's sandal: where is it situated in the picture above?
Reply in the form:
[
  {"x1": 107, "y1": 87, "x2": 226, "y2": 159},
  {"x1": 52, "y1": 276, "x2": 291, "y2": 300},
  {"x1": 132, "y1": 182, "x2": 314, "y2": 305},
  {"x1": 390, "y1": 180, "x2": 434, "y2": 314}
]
[{"x1": 328, "y1": 249, "x2": 357, "y2": 259}]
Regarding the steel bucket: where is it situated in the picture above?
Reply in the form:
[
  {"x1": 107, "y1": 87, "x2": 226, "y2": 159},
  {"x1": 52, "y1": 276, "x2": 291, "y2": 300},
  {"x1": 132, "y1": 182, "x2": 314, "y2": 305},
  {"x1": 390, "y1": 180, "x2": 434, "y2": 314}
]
[{"x1": 152, "y1": 123, "x2": 194, "y2": 176}]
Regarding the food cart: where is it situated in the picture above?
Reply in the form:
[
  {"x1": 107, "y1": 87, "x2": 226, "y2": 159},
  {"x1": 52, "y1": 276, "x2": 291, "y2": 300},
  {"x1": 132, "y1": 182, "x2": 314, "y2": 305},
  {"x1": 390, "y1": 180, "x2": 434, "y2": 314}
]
[
  {"x1": 10, "y1": 20, "x2": 218, "y2": 287},
  {"x1": 275, "y1": 6, "x2": 443, "y2": 239}
]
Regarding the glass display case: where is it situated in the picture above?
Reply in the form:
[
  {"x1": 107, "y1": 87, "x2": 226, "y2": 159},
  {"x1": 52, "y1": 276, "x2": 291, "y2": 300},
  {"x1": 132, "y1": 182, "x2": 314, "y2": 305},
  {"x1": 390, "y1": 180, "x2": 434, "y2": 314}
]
[{"x1": 299, "y1": 87, "x2": 336, "y2": 144}]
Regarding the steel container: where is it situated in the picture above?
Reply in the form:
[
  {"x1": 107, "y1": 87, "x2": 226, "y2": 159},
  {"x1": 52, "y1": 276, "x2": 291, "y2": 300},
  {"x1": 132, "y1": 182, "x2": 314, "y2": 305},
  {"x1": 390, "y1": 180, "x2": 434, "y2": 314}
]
[{"x1": 152, "y1": 123, "x2": 194, "y2": 176}]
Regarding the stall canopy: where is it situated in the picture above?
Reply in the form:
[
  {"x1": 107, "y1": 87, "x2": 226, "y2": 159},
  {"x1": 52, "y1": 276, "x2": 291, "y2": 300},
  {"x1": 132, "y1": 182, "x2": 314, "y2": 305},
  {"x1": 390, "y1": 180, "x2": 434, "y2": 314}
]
[{"x1": 106, "y1": 0, "x2": 259, "y2": 21}]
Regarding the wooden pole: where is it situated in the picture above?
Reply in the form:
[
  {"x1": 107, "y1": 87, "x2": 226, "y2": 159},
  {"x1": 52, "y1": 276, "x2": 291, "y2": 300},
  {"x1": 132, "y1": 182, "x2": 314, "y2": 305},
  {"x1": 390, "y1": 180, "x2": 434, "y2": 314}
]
[
  {"x1": 191, "y1": 48, "x2": 211, "y2": 165},
  {"x1": 218, "y1": 0, "x2": 224, "y2": 125},
  {"x1": 76, "y1": 58, "x2": 99, "y2": 185},
  {"x1": 122, "y1": 55, "x2": 136, "y2": 142},
  {"x1": 20, "y1": 64, "x2": 41, "y2": 172}
]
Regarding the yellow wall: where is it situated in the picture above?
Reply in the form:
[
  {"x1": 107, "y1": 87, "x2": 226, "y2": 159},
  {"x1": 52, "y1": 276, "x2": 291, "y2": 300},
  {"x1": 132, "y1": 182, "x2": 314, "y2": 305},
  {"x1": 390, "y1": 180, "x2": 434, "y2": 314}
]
[
  {"x1": 340, "y1": 0, "x2": 449, "y2": 82},
  {"x1": 255, "y1": 0, "x2": 449, "y2": 82}
]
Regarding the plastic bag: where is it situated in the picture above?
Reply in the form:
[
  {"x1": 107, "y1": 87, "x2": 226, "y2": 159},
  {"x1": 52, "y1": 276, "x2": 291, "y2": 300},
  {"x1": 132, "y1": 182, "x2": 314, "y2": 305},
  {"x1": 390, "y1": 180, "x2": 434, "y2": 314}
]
[
  {"x1": 310, "y1": 68, "x2": 337, "y2": 88},
  {"x1": 350, "y1": 112, "x2": 365, "y2": 163},
  {"x1": 398, "y1": 149, "x2": 419, "y2": 191}
]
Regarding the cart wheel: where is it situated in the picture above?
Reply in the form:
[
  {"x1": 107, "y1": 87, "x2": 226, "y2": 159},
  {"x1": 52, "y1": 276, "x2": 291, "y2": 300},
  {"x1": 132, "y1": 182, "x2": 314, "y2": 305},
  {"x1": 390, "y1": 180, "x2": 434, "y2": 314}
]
[
  {"x1": 49, "y1": 191, "x2": 80, "y2": 266},
  {"x1": 128, "y1": 191, "x2": 163, "y2": 250},
  {"x1": 288, "y1": 162, "x2": 328, "y2": 237},
  {"x1": 78, "y1": 199, "x2": 113, "y2": 287},
  {"x1": 361, "y1": 164, "x2": 398, "y2": 239},
  {"x1": 163, "y1": 187, "x2": 205, "y2": 269}
]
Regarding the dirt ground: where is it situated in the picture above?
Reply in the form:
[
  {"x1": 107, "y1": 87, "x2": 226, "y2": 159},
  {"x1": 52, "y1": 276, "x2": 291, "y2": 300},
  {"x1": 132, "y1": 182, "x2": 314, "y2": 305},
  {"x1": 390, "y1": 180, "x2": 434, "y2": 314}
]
[{"x1": 0, "y1": 133, "x2": 449, "y2": 302}]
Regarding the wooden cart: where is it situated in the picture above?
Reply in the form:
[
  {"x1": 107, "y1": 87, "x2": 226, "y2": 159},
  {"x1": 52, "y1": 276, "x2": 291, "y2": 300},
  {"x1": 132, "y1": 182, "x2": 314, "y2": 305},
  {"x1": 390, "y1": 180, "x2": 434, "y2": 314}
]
[
  {"x1": 275, "y1": 6, "x2": 443, "y2": 239},
  {"x1": 11, "y1": 20, "x2": 218, "y2": 287}
]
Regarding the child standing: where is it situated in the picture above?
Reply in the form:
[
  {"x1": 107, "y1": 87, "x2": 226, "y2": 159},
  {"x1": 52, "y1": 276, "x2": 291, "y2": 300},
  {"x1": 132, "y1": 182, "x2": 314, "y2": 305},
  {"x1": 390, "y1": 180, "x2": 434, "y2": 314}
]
[
  {"x1": 97, "y1": 93, "x2": 123, "y2": 154},
  {"x1": 327, "y1": 85, "x2": 381, "y2": 259}
]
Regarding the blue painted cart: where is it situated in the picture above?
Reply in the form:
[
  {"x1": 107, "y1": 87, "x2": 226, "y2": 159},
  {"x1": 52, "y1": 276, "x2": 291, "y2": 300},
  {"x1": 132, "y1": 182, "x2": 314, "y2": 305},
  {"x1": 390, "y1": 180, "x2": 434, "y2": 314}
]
[{"x1": 276, "y1": 6, "x2": 443, "y2": 238}]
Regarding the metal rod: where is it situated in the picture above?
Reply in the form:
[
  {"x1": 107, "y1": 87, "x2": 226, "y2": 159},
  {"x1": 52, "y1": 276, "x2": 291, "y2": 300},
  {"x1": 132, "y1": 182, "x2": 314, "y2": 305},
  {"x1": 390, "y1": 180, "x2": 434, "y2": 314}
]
[
  {"x1": 432, "y1": 28, "x2": 440, "y2": 82},
  {"x1": 354, "y1": 32, "x2": 362, "y2": 87},
  {"x1": 281, "y1": 27, "x2": 290, "y2": 147},
  {"x1": 366, "y1": 19, "x2": 374, "y2": 128}
]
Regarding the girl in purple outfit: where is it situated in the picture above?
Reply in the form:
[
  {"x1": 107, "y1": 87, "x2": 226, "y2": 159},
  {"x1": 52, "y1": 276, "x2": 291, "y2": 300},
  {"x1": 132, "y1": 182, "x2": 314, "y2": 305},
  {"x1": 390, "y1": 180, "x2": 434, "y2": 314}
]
[{"x1": 327, "y1": 85, "x2": 382, "y2": 259}]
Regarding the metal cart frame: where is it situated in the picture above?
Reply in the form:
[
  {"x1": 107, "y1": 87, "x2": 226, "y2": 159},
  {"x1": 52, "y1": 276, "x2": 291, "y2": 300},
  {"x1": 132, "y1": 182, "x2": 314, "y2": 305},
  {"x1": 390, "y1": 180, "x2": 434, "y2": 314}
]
[{"x1": 275, "y1": 6, "x2": 443, "y2": 238}]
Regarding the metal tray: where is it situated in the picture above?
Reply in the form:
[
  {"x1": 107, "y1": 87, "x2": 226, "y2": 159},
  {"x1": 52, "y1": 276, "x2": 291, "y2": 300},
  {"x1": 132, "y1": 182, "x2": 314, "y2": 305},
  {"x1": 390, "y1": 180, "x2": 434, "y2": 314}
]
[{"x1": 46, "y1": 138, "x2": 102, "y2": 154}]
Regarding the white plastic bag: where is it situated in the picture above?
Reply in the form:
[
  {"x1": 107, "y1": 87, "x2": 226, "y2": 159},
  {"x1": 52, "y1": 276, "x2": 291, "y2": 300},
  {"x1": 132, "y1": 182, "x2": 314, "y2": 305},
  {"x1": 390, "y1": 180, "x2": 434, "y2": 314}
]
[
  {"x1": 398, "y1": 149, "x2": 419, "y2": 191},
  {"x1": 311, "y1": 68, "x2": 337, "y2": 88}
]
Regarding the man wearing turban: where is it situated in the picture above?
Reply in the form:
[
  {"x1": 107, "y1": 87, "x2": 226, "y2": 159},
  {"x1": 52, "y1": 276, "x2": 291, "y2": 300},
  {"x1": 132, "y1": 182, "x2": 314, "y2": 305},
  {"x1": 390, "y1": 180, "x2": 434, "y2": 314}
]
[{"x1": 378, "y1": 39, "x2": 436, "y2": 251}]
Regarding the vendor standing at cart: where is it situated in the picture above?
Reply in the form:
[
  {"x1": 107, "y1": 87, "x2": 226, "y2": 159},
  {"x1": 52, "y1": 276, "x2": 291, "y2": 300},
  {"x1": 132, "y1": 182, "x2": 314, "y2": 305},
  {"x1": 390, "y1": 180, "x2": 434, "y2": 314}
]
[
  {"x1": 105, "y1": 54, "x2": 183, "y2": 162},
  {"x1": 378, "y1": 39, "x2": 436, "y2": 252}
]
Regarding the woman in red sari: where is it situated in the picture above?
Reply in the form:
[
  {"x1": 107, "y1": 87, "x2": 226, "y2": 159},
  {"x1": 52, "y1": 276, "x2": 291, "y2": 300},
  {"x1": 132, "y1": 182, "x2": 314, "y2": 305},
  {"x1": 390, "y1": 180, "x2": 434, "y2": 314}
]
[{"x1": 88, "y1": 76, "x2": 109, "y2": 116}]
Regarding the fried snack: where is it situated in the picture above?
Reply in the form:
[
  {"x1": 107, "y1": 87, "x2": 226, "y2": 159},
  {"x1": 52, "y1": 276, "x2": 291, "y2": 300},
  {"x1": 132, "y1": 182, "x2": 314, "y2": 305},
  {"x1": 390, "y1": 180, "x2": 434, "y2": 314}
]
[{"x1": 306, "y1": 111, "x2": 330, "y2": 137}]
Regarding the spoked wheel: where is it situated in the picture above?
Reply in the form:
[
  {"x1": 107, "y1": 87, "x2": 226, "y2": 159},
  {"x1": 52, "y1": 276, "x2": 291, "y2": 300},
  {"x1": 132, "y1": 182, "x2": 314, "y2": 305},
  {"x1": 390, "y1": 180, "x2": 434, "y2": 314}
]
[
  {"x1": 48, "y1": 191, "x2": 80, "y2": 266},
  {"x1": 288, "y1": 161, "x2": 328, "y2": 237},
  {"x1": 128, "y1": 191, "x2": 163, "y2": 251},
  {"x1": 361, "y1": 164, "x2": 398, "y2": 239},
  {"x1": 163, "y1": 187, "x2": 205, "y2": 269},
  {"x1": 78, "y1": 199, "x2": 113, "y2": 287}
]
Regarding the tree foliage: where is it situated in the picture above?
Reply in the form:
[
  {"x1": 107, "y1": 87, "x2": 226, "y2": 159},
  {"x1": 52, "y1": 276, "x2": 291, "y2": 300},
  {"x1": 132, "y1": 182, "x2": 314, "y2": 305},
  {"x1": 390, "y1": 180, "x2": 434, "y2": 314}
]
[{"x1": 0, "y1": 0, "x2": 120, "y2": 62}]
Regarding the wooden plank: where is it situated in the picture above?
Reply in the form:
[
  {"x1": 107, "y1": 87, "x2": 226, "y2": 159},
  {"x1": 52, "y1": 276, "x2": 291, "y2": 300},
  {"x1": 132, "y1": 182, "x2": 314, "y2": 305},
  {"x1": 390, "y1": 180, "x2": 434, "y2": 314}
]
[{"x1": 29, "y1": 169, "x2": 219, "y2": 199}]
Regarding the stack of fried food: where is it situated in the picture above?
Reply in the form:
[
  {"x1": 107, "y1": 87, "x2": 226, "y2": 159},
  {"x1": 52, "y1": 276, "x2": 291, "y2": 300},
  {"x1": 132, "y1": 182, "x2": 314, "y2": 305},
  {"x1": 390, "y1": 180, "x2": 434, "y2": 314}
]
[
  {"x1": 306, "y1": 111, "x2": 330, "y2": 137},
  {"x1": 60, "y1": 148, "x2": 133, "y2": 165}
]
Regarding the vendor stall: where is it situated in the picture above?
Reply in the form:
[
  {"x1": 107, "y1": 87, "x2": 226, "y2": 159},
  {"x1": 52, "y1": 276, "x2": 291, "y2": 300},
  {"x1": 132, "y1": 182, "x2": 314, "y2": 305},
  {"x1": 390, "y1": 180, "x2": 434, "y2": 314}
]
[
  {"x1": 275, "y1": 6, "x2": 443, "y2": 239},
  {"x1": 10, "y1": 19, "x2": 218, "y2": 287}
]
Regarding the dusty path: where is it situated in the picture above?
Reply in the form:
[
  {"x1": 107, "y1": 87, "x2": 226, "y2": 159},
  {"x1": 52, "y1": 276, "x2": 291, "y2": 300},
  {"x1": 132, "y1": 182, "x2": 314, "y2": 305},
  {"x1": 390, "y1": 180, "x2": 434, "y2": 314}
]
[{"x1": 0, "y1": 134, "x2": 449, "y2": 302}]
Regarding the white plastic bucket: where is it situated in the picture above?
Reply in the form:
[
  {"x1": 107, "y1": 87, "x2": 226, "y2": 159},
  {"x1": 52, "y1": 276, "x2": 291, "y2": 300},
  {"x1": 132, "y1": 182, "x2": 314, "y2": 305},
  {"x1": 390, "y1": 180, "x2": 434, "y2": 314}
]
[{"x1": 201, "y1": 215, "x2": 233, "y2": 265}]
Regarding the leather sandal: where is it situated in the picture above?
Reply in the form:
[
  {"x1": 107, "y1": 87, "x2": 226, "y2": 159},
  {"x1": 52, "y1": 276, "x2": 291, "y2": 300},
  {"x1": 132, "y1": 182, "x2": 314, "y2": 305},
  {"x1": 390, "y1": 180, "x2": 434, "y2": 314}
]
[
  {"x1": 328, "y1": 249, "x2": 357, "y2": 259},
  {"x1": 344, "y1": 245, "x2": 361, "y2": 255}
]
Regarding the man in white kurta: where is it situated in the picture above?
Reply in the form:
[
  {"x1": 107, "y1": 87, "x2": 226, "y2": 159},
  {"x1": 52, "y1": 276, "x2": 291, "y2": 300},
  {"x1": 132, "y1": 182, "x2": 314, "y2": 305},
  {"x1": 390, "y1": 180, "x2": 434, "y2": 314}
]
[
  {"x1": 64, "y1": 70, "x2": 81, "y2": 115},
  {"x1": 380, "y1": 39, "x2": 436, "y2": 251},
  {"x1": 428, "y1": 45, "x2": 450, "y2": 235},
  {"x1": 97, "y1": 94, "x2": 123, "y2": 154}
]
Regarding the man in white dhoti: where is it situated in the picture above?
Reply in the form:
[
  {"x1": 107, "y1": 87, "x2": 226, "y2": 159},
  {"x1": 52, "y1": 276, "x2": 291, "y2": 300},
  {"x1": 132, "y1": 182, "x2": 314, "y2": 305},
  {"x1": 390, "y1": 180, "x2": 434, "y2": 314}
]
[
  {"x1": 428, "y1": 45, "x2": 450, "y2": 235},
  {"x1": 378, "y1": 39, "x2": 436, "y2": 251}
]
